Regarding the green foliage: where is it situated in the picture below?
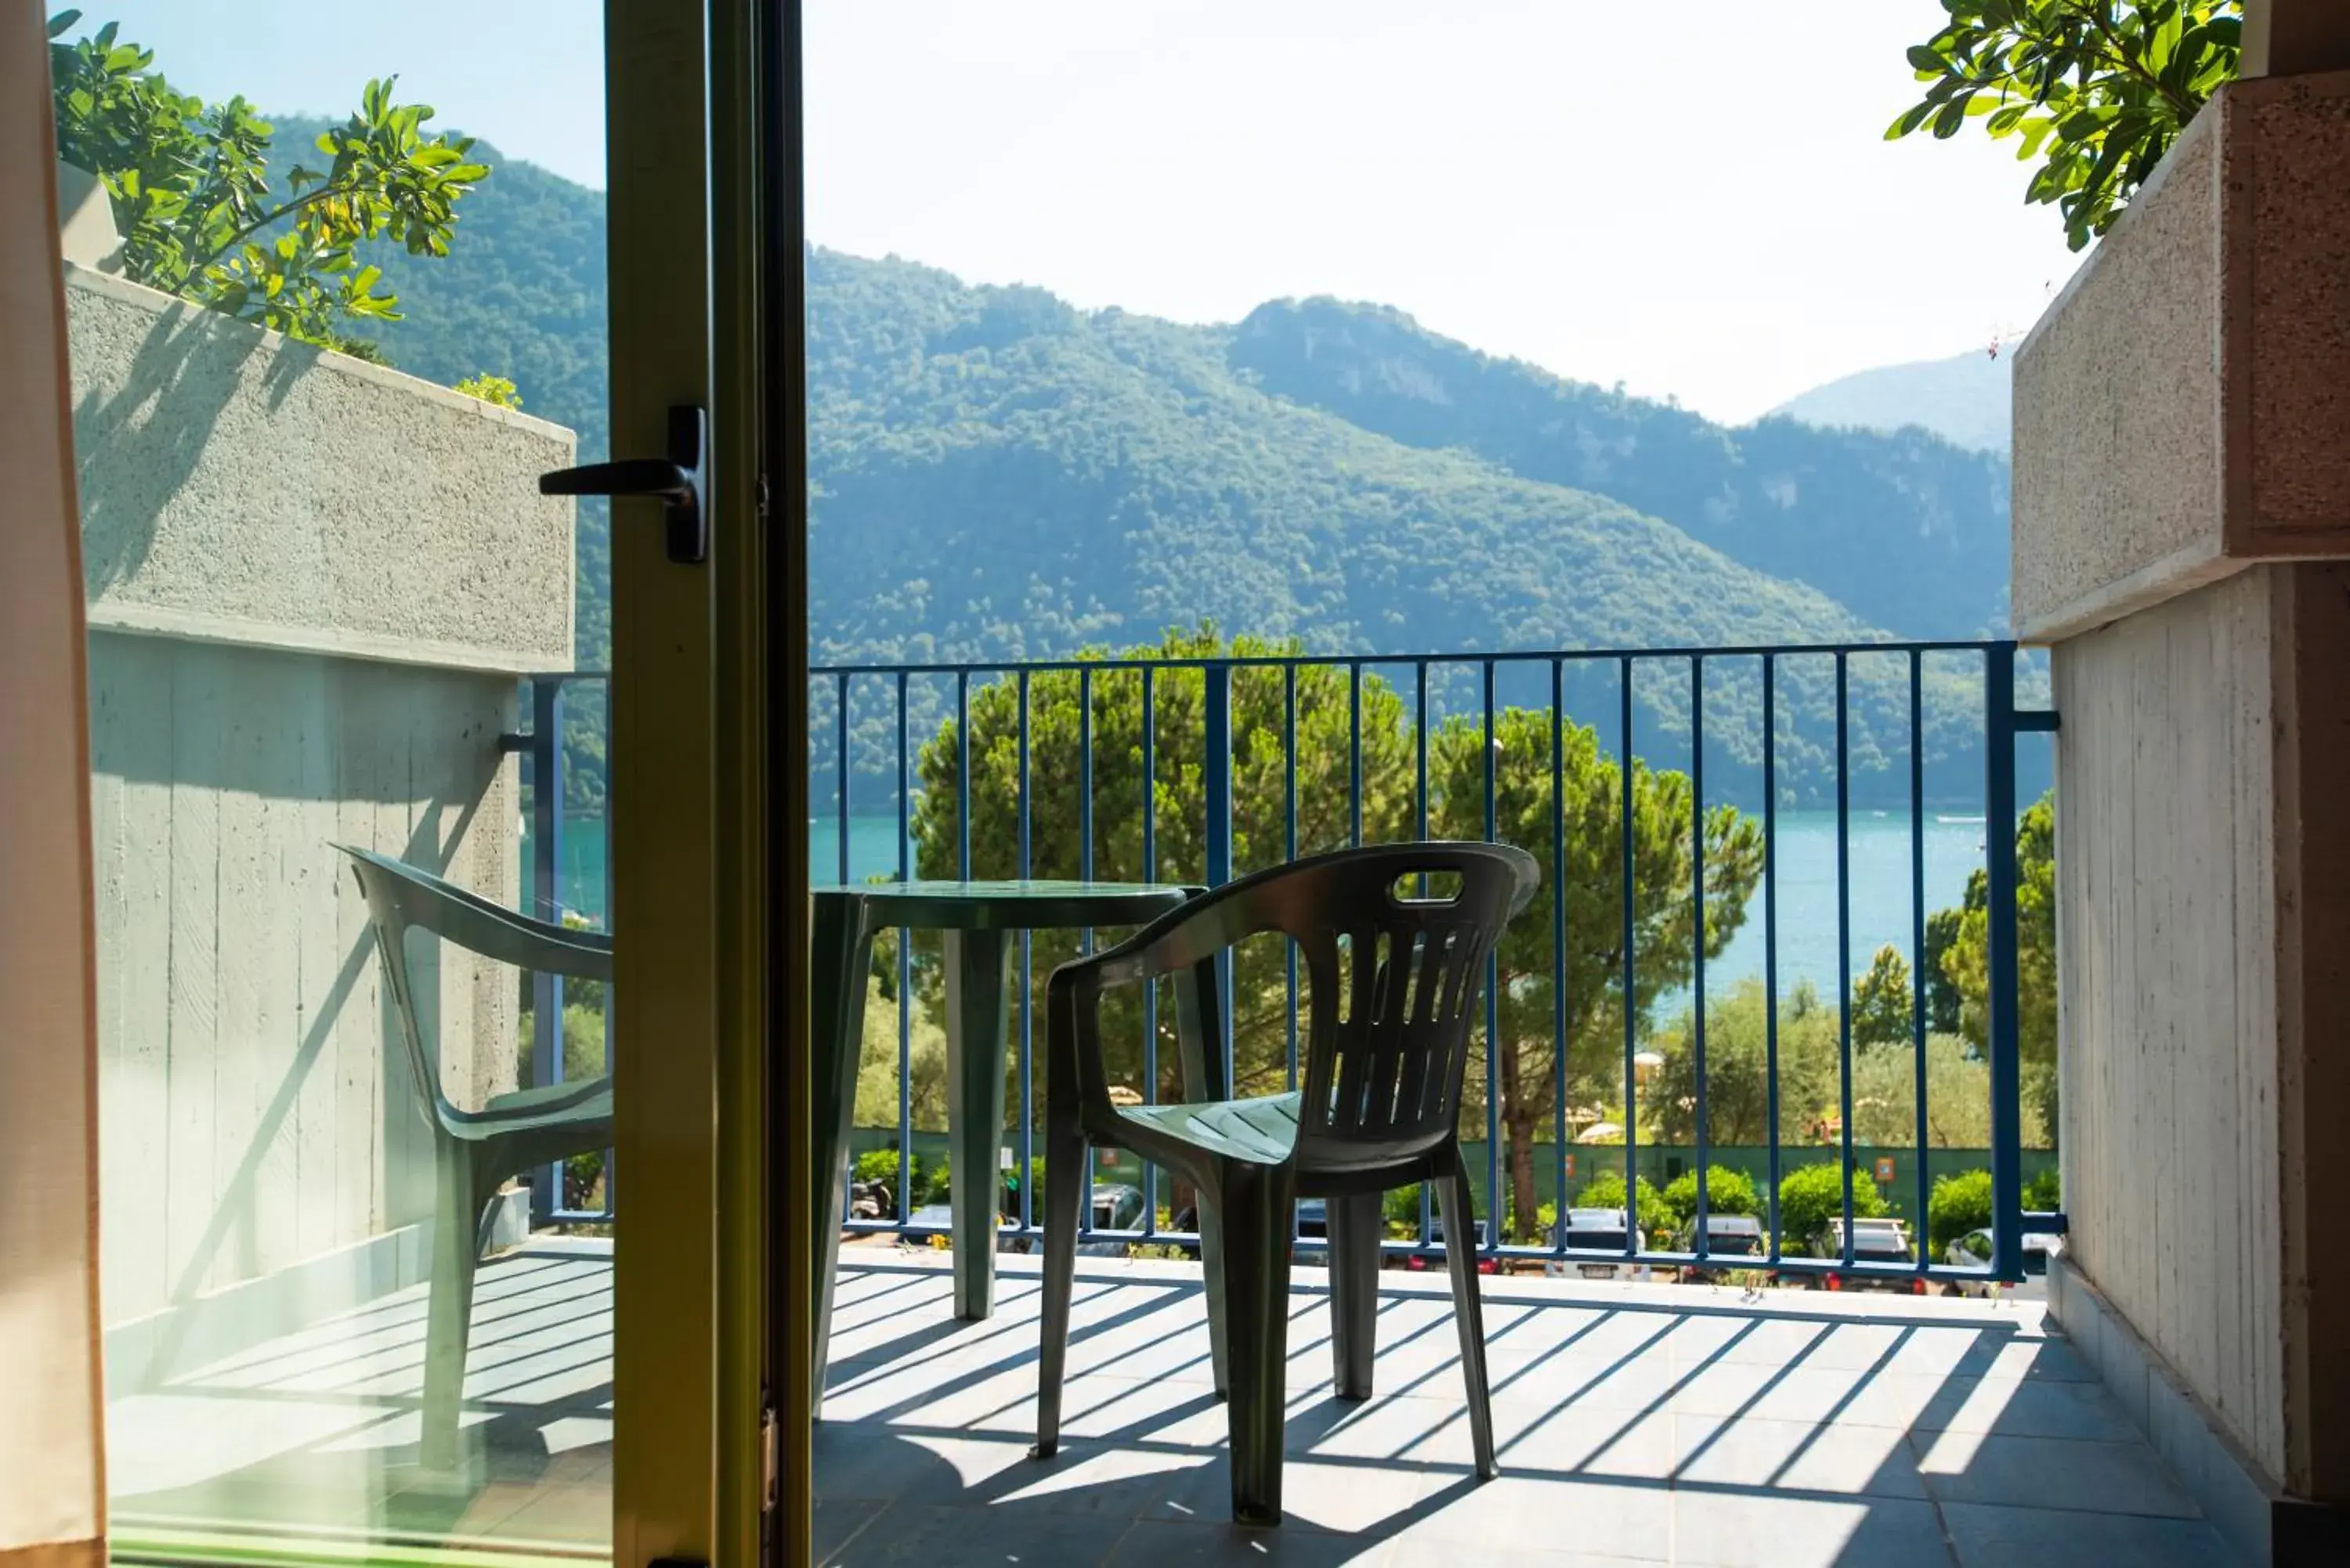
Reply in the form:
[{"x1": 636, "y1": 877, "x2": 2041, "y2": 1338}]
[
  {"x1": 1651, "y1": 978, "x2": 1841, "y2": 1148},
  {"x1": 49, "y1": 12, "x2": 490, "y2": 356},
  {"x1": 1927, "y1": 1167, "x2": 1996, "y2": 1257},
  {"x1": 1574, "y1": 1170, "x2": 1670, "y2": 1232},
  {"x1": 1940, "y1": 793, "x2": 2058, "y2": 1131},
  {"x1": 907, "y1": 627, "x2": 1763, "y2": 1244},
  {"x1": 1383, "y1": 1183, "x2": 1426, "y2": 1235},
  {"x1": 2025, "y1": 1165, "x2": 2063, "y2": 1211},
  {"x1": 1777, "y1": 1161, "x2": 1891, "y2": 1255},
  {"x1": 1889, "y1": 2, "x2": 2242, "y2": 251},
  {"x1": 1650, "y1": 977, "x2": 2040, "y2": 1153},
  {"x1": 1658, "y1": 1165, "x2": 1761, "y2": 1234},
  {"x1": 911, "y1": 625, "x2": 1418, "y2": 1111},
  {"x1": 1851, "y1": 945, "x2": 1914, "y2": 1050},
  {"x1": 1426, "y1": 704, "x2": 1764, "y2": 1238},
  {"x1": 1922, "y1": 904, "x2": 1967, "y2": 1033},
  {"x1": 454, "y1": 372, "x2": 522, "y2": 409},
  {"x1": 851, "y1": 1147, "x2": 921, "y2": 1190}
]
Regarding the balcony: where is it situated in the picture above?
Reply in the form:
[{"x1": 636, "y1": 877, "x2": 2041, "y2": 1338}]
[{"x1": 107, "y1": 1235, "x2": 2235, "y2": 1566}]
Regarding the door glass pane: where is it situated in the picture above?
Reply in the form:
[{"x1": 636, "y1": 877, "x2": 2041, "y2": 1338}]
[{"x1": 57, "y1": 5, "x2": 619, "y2": 1555}]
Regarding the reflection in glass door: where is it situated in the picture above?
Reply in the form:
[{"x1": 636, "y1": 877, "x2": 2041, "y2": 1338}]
[{"x1": 57, "y1": 4, "x2": 634, "y2": 1555}]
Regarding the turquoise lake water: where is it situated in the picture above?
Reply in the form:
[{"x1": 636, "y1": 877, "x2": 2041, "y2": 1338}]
[{"x1": 523, "y1": 810, "x2": 1987, "y2": 997}]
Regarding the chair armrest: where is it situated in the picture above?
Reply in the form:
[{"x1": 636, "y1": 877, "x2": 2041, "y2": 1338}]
[
  {"x1": 1048, "y1": 894, "x2": 1233, "y2": 1118},
  {"x1": 338, "y1": 844, "x2": 613, "y2": 983}
]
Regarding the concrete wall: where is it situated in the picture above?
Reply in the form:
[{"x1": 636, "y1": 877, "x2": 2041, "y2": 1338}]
[
  {"x1": 2051, "y1": 567, "x2": 2287, "y2": 1480},
  {"x1": 64, "y1": 269, "x2": 577, "y2": 1378},
  {"x1": 2013, "y1": 70, "x2": 2350, "y2": 644},
  {"x1": 67, "y1": 264, "x2": 574, "y2": 673},
  {"x1": 2018, "y1": 62, "x2": 2350, "y2": 1527}
]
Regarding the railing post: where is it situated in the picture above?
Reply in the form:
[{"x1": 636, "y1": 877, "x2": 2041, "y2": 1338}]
[
  {"x1": 1984, "y1": 641, "x2": 2025, "y2": 1281},
  {"x1": 1203, "y1": 663, "x2": 1235, "y2": 1080},
  {"x1": 530, "y1": 677, "x2": 566, "y2": 1228}
]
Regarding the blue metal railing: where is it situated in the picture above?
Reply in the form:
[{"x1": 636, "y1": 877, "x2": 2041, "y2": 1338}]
[{"x1": 516, "y1": 637, "x2": 2059, "y2": 1281}]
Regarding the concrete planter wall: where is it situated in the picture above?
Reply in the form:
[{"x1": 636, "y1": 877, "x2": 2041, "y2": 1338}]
[{"x1": 65, "y1": 264, "x2": 578, "y2": 1382}]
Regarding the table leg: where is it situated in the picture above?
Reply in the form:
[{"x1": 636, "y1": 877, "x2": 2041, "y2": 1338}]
[
  {"x1": 945, "y1": 927, "x2": 1012, "y2": 1321},
  {"x1": 809, "y1": 900, "x2": 873, "y2": 1418}
]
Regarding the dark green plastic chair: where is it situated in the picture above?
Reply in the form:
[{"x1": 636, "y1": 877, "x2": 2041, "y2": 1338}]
[
  {"x1": 1032, "y1": 841, "x2": 1539, "y2": 1525},
  {"x1": 338, "y1": 845, "x2": 616, "y2": 1469}
]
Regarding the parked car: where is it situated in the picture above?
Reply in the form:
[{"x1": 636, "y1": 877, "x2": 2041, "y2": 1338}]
[
  {"x1": 1401, "y1": 1212, "x2": 1499, "y2": 1275},
  {"x1": 1543, "y1": 1207, "x2": 1661, "y2": 1284},
  {"x1": 1804, "y1": 1217, "x2": 1927, "y2": 1293},
  {"x1": 1943, "y1": 1227, "x2": 2060, "y2": 1296},
  {"x1": 1669, "y1": 1212, "x2": 1766, "y2": 1283}
]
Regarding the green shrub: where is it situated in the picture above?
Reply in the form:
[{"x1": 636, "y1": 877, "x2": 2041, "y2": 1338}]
[
  {"x1": 1383, "y1": 1183, "x2": 1426, "y2": 1235},
  {"x1": 924, "y1": 1151, "x2": 1044, "y2": 1210},
  {"x1": 1777, "y1": 1162, "x2": 1889, "y2": 1254},
  {"x1": 454, "y1": 372, "x2": 521, "y2": 409},
  {"x1": 2023, "y1": 1165, "x2": 2062, "y2": 1212},
  {"x1": 851, "y1": 1147, "x2": 921, "y2": 1192},
  {"x1": 1928, "y1": 1168, "x2": 1995, "y2": 1257},
  {"x1": 1658, "y1": 1165, "x2": 1761, "y2": 1234},
  {"x1": 1574, "y1": 1171, "x2": 1670, "y2": 1233}
]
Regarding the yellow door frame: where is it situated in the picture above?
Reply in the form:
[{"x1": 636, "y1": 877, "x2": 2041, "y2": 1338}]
[{"x1": 607, "y1": 1, "x2": 801, "y2": 1563}]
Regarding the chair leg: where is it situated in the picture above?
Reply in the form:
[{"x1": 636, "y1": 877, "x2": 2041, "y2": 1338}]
[
  {"x1": 1032, "y1": 1111, "x2": 1085, "y2": 1459},
  {"x1": 1438, "y1": 1151, "x2": 1499, "y2": 1480},
  {"x1": 422, "y1": 1151, "x2": 485, "y2": 1471},
  {"x1": 1217, "y1": 1162, "x2": 1297, "y2": 1526},
  {"x1": 1328, "y1": 1192, "x2": 1383, "y2": 1400},
  {"x1": 1197, "y1": 1197, "x2": 1231, "y2": 1397}
]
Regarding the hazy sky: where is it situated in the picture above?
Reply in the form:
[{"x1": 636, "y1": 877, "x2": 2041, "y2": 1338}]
[{"x1": 63, "y1": 1, "x2": 2081, "y2": 423}]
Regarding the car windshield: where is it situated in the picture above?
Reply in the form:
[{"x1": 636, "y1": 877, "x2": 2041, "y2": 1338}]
[{"x1": 1566, "y1": 1228, "x2": 1629, "y2": 1252}]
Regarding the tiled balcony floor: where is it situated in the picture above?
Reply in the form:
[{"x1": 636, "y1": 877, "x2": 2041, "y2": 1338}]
[
  {"x1": 104, "y1": 1239, "x2": 2240, "y2": 1566},
  {"x1": 817, "y1": 1248, "x2": 2240, "y2": 1567}
]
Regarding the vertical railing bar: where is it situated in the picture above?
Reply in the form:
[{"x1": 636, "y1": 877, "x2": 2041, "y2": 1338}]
[
  {"x1": 529, "y1": 677, "x2": 564, "y2": 1227},
  {"x1": 896, "y1": 671, "x2": 913, "y2": 1227},
  {"x1": 836, "y1": 672, "x2": 851, "y2": 886},
  {"x1": 1483, "y1": 659, "x2": 1499, "y2": 1251},
  {"x1": 1415, "y1": 662, "x2": 1431, "y2": 842},
  {"x1": 1836, "y1": 652, "x2": 1856, "y2": 1269},
  {"x1": 1203, "y1": 663, "x2": 1235, "y2": 1096},
  {"x1": 1911, "y1": 649, "x2": 1931, "y2": 1273},
  {"x1": 1620, "y1": 655, "x2": 1640, "y2": 1255},
  {"x1": 1762, "y1": 655, "x2": 1782, "y2": 1266},
  {"x1": 1985, "y1": 642, "x2": 2025, "y2": 1281},
  {"x1": 1349, "y1": 661, "x2": 1364, "y2": 848},
  {"x1": 1692, "y1": 655, "x2": 1710, "y2": 1264},
  {"x1": 1418, "y1": 659, "x2": 1435, "y2": 1249},
  {"x1": 1284, "y1": 663, "x2": 1300, "y2": 1093},
  {"x1": 1017, "y1": 670, "x2": 1033, "y2": 1234},
  {"x1": 1550, "y1": 657, "x2": 1567, "y2": 1257},
  {"x1": 1080, "y1": 666, "x2": 1096, "y2": 1228},
  {"x1": 1142, "y1": 666, "x2": 1159, "y2": 1237},
  {"x1": 956, "y1": 670, "x2": 972, "y2": 882}
]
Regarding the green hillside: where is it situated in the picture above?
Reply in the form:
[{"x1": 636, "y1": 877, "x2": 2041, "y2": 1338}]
[
  {"x1": 1229, "y1": 299, "x2": 2015, "y2": 640},
  {"x1": 269, "y1": 131, "x2": 2013, "y2": 807}
]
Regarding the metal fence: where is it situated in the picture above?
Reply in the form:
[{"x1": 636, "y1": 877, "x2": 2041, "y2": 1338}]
[{"x1": 518, "y1": 638, "x2": 2062, "y2": 1281}]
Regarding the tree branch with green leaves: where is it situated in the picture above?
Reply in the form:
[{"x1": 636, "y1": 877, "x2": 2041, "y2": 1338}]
[
  {"x1": 1889, "y1": 2, "x2": 2241, "y2": 251},
  {"x1": 48, "y1": 10, "x2": 490, "y2": 357}
]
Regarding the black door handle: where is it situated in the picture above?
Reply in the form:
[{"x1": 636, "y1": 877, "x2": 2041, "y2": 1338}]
[{"x1": 540, "y1": 404, "x2": 707, "y2": 564}]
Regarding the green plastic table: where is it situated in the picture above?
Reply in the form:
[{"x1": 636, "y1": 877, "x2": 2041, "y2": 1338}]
[{"x1": 810, "y1": 880, "x2": 1198, "y2": 1407}]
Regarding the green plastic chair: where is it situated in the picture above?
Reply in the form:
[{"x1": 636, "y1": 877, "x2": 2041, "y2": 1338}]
[
  {"x1": 338, "y1": 844, "x2": 616, "y2": 1469},
  {"x1": 1032, "y1": 841, "x2": 1539, "y2": 1525}
]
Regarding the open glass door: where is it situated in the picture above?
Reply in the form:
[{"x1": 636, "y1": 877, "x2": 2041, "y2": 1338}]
[{"x1": 51, "y1": 1, "x2": 781, "y2": 1561}]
